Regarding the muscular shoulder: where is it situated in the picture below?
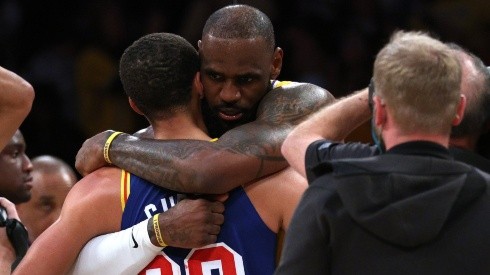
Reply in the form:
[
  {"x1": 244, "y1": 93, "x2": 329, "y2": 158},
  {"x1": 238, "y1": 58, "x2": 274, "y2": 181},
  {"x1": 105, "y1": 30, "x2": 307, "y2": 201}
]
[
  {"x1": 273, "y1": 81, "x2": 331, "y2": 97},
  {"x1": 245, "y1": 167, "x2": 307, "y2": 232},
  {"x1": 64, "y1": 167, "x2": 122, "y2": 212},
  {"x1": 257, "y1": 81, "x2": 335, "y2": 124}
]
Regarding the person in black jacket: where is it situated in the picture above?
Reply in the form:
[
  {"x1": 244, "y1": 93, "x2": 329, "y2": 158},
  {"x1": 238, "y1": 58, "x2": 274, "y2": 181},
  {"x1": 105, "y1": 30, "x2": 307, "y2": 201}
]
[{"x1": 276, "y1": 30, "x2": 490, "y2": 275}]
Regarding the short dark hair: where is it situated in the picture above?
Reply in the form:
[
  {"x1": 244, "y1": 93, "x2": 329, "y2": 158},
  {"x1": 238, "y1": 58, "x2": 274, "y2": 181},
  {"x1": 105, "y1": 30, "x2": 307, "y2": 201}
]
[
  {"x1": 119, "y1": 33, "x2": 199, "y2": 121},
  {"x1": 202, "y1": 4, "x2": 275, "y2": 52},
  {"x1": 447, "y1": 43, "x2": 490, "y2": 138}
]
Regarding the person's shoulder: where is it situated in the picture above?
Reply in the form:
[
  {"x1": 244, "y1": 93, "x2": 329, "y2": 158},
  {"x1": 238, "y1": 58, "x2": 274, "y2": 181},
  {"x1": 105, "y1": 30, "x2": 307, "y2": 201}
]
[
  {"x1": 79, "y1": 167, "x2": 122, "y2": 184},
  {"x1": 70, "y1": 167, "x2": 122, "y2": 196},
  {"x1": 264, "y1": 80, "x2": 335, "y2": 107},
  {"x1": 63, "y1": 167, "x2": 122, "y2": 215},
  {"x1": 272, "y1": 80, "x2": 331, "y2": 96},
  {"x1": 450, "y1": 147, "x2": 490, "y2": 174}
]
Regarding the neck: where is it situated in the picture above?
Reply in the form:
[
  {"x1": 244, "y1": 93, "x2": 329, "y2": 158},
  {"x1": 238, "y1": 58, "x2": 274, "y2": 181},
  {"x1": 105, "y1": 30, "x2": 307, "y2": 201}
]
[
  {"x1": 382, "y1": 128, "x2": 450, "y2": 150},
  {"x1": 151, "y1": 114, "x2": 210, "y2": 141}
]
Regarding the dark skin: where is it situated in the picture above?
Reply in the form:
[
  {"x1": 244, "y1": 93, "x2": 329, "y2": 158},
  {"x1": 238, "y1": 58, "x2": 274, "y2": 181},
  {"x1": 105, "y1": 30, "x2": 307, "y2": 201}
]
[{"x1": 76, "y1": 36, "x2": 335, "y2": 194}]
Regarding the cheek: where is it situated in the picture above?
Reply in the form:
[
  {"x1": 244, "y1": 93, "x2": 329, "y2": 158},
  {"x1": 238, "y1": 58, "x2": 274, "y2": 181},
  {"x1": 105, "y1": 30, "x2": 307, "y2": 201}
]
[
  {"x1": 202, "y1": 83, "x2": 220, "y2": 102},
  {"x1": 36, "y1": 213, "x2": 57, "y2": 229},
  {"x1": 0, "y1": 163, "x2": 15, "y2": 176}
]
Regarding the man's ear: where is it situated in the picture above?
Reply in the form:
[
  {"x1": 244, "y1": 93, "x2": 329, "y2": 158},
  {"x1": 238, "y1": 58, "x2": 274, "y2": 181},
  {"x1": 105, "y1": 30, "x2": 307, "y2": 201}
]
[
  {"x1": 193, "y1": 72, "x2": 204, "y2": 99},
  {"x1": 197, "y1": 40, "x2": 202, "y2": 51},
  {"x1": 270, "y1": 47, "x2": 283, "y2": 80},
  {"x1": 373, "y1": 96, "x2": 386, "y2": 128},
  {"x1": 452, "y1": 94, "x2": 467, "y2": 126},
  {"x1": 128, "y1": 97, "x2": 144, "y2": 115}
]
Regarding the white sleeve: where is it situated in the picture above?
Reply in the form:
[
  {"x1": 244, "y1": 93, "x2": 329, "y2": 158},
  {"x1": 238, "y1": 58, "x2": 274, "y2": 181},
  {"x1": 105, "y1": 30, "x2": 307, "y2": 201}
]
[{"x1": 68, "y1": 219, "x2": 162, "y2": 275}]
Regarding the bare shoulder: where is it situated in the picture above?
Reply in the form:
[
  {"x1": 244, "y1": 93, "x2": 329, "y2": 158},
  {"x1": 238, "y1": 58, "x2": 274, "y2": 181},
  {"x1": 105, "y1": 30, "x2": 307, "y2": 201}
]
[
  {"x1": 244, "y1": 167, "x2": 307, "y2": 232},
  {"x1": 245, "y1": 166, "x2": 306, "y2": 193},
  {"x1": 64, "y1": 167, "x2": 122, "y2": 212},
  {"x1": 262, "y1": 167, "x2": 307, "y2": 190},
  {"x1": 257, "y1": 81, "x2": 336, "y2": 124}
]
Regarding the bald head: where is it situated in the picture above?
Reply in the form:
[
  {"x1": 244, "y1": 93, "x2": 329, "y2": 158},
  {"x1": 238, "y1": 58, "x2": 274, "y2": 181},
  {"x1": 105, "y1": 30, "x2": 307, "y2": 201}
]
[
  {"x1": 17, "y1": 155, "x2": 77, "y2": 242},
  {"x1": 447, "y1": 44, "x2": 490, "y2": 147},
  {"x1": 31, "y1": 155, "x2": 77, "y2": 186},
  {"x1": 202, "y1": 4, "x2": 275, "y2": 52}
]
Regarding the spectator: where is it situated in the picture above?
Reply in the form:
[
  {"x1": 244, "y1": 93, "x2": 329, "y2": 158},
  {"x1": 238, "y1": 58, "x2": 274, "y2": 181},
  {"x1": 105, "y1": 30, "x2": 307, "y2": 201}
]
[
  {"x1": 447, "y1": 43, "x2": 490, "y2": 172},
  {"x1": 0, "y1": 130, "x2": 32, "y2": 272},
  {"x1": 16, "y1": 155, "x2": 77, "y2": 243},
  {"x1": 0, "y1": 130, "x2": 33, "y2": 204}
]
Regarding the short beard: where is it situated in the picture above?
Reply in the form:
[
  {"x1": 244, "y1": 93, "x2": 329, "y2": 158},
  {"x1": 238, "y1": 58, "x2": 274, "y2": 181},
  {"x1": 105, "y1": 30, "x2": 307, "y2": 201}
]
[{"x1": 201, "y1": 100, "x2": 257, "y2": 138}]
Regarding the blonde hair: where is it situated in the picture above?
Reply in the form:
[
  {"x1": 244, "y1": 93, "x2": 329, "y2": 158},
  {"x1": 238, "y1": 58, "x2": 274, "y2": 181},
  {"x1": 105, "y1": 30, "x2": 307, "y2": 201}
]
[{"x1": 373, "y1": 31, "x2": 461, "y2": 135}]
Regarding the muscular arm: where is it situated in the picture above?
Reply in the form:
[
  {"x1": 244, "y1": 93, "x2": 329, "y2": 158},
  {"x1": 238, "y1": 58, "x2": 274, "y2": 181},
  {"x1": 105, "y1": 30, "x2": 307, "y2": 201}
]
[
  {"x1": 69, "y1": 219, "x2": 162, "y2": 275},
  {"x1": 13, "y1": 168, "x2": 122, "y2": 275},
  {"x1": 76, "y1": 83, "x2": 334, "y2": 194},
  {"x1": 0, "y1": 67, "x2": 34, "y2": 150},
  {"x1": 69, "y1": 197, "x2": 225, "y2": 274},
  {"x1": 281, "y1": 88, "x2": 370, "y2": 177}
]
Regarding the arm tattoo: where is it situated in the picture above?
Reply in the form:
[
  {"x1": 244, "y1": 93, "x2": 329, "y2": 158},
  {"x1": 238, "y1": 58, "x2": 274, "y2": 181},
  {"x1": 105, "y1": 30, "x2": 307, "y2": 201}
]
[{"x1": 112, "y1": 83, "x2": 335, "y2": 193}]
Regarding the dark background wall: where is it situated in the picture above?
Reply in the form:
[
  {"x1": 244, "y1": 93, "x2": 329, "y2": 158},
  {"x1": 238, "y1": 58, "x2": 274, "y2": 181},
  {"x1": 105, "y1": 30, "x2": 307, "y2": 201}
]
[{"x1": 2, "y1": 0, "x2": 488, "y2": 173}]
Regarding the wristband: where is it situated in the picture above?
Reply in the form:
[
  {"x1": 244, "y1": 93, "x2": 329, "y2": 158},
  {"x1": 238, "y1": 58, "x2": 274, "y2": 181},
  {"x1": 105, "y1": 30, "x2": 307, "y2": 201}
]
[
  {"x1": 103, "y1": 132, "x2": 123, "y2": 164},
  {"x1": 152, "y1": 214, "x2": 167, "y2": 247}
]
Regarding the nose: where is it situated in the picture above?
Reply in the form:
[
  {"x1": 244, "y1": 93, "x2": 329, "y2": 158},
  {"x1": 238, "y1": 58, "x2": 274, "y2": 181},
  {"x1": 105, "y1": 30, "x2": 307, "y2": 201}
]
[
  {"x1": 22, "y1": 154, "x2": 33, "y2": 173},
  {"x1": 219, "y1": 81, "x2": 241, "y2": 103}
]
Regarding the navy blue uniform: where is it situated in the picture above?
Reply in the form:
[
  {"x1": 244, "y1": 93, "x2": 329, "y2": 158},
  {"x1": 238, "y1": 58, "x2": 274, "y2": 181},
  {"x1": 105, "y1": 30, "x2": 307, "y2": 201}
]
[{"x1": 120, "y1": 170, "x2": 277, "y2": 275}]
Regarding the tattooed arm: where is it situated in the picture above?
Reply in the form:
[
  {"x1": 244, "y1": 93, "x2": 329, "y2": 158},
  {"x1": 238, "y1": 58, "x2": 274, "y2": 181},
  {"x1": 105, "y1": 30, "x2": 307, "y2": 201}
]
[{"x1": 75, "y1": 83, "x2": 334, "y2": 194}]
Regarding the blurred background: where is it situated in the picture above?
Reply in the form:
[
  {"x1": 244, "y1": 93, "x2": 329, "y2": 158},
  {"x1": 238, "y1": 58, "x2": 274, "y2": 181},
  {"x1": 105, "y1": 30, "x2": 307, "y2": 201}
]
[{"x1": 1, "y1": 0, "x2": 488, "y2": 173}]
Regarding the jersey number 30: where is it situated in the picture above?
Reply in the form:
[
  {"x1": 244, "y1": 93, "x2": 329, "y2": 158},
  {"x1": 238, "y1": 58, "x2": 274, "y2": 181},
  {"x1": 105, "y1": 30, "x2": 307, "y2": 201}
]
[{"x1": 140, "y1": 243, "x2": 246, "y2": 275}]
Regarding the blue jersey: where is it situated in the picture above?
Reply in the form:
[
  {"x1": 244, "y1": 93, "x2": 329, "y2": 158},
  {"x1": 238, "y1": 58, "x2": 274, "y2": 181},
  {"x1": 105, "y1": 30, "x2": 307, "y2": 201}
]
[{"x1": 120, "y1": 170, "x2": 277, "y2": 275}]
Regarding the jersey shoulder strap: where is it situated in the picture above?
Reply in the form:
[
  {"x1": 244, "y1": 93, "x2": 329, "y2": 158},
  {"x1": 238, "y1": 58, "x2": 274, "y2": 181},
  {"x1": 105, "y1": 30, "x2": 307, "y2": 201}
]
[
  {"x1": 120, "y1": 169, "x2": 131, "y2": 211},
  {"x1": 271, "y1": 80, "x2": 294, "y2": 89}
]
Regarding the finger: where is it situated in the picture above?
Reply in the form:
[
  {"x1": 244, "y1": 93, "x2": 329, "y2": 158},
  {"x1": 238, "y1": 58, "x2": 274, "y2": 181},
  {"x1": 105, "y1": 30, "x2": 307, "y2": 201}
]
[
  {"x1": 210, "y1": 201, "x2": 225, "y2": 214},
  {"x1": 211, "y1": 212, "x2": 225, "y2": 225},
  {"x1": 212, "y1": 193, "x2": 229, "y2": 202},
  {"x1": 203, "y1": 234, "x2": 217, "y2": 246},
  {"x1": 207, "y1": 224, "x2": 221, "y2": 235},
  {"x1": 0, "y1": 197, "x2": 20, "y2": 221}
]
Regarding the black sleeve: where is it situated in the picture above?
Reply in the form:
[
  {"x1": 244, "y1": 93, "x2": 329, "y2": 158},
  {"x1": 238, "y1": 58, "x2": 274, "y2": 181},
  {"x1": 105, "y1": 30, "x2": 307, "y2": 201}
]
[
  {"x1": 274, "y1": 184, "x2": 332, "y2": 274},
  {"x1": 305, "y1": 140, "x2": 376, "y2": 183}
]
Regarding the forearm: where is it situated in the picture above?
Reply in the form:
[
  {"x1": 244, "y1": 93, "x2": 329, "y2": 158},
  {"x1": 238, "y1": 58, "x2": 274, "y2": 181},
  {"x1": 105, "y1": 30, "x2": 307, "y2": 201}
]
[
  {"x1": 282, "y1": 88, "x2": 370, "y2": 177},
  {"x1": 297, "y1": 88, "x2": 370, "y2": 142},
  {"x1": 111, "y1": 136, "x2": 213, "y2": 192},
  {"x1": 0, "y1": 244, "x2": 14, "y2": 275},
  {"x1": 0, "y1": 66, "x2": 34, "y2": 150},
  {"x1": 13, "y1": 227, "x2": 80, "y2": 275},
  {"x1": 110, "y1": 135, "x2": 284, "y2": 194},
  {"x1": 69, "y1": 219, "x2": 161, "y2": 275}
]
